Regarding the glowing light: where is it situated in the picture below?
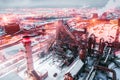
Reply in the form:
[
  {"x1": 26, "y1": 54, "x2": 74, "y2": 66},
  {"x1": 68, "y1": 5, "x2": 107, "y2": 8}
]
[
  {"x1": 2, "y1": 16, "x2": 11, "y2": 25},
  {"x1": 2, "y1": 16, "x2": 8, "y2": 23},
  {"x1": 22, "y1": 36, "x2": 31, "y2": 43},
  {"x1": 91, "y1": 18, "x2": 97, "y2": 23}
]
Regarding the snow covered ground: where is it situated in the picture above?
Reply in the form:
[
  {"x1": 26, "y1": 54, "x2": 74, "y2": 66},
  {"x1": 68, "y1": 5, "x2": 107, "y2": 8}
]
[{"x1": 0, "y1": 43, "x2": 24, "y2": 59}]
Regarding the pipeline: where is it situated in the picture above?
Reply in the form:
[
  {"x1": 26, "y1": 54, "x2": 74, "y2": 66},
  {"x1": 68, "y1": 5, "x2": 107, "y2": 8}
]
[
  {"x1": 85, "y1": 66, "x2": 94, "y2": 80},
  {"x1": 95, "y1": 65, "x2": 116, "y2": 80},
  {"x1": 99, "y1": 38, "x2": 105, "y2": 54},
  {"x1": 102, "y1": 43, "x2": 108, "y2": 58},
  {"x1": 104, "y1": 47, "x2": 111, "y2": 63}
]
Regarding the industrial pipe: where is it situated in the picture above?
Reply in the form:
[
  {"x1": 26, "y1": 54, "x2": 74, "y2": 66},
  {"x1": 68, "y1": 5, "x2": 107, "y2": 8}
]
[
  {"x1": 102, "y1": 42, "x2": 108, "y2": 58},
  {"x1": 99, "y1": 38, "x2": 105, "y2": 54},
  {"x1": 95, "y1": 65, "x2": 116, "y2": 80},
  {"x1": 104, "y1": 48, "x2": 111, "y2": 63},
  {"x1": 85, "y1": 66, "x2": 95, "y2": 80},
  {"x1": 87, "y1": 34, "x2": 96, "y2": 55}
]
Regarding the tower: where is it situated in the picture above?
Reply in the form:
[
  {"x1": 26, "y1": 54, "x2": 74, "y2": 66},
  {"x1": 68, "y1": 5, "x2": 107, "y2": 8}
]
[{"x1": 22, "y1": 36, "x2": 40, "y2": 80}]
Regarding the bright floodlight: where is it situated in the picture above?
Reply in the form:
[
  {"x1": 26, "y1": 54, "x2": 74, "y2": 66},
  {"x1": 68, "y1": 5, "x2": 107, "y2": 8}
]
[
  {"x1": 3, "y1": 16, "x2": 8, "y2": 22},
  {"x1": 2, "y1": 16, "x2": 10, "y2": 25}
]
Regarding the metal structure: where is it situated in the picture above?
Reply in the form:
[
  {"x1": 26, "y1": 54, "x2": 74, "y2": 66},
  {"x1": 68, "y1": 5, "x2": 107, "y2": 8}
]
[
  {"x1": 50, "y1": 19, "x2": 120, "y2": 80},
  {"x1": 22, "y1": 36, "x2": 40, "y2": 80}
]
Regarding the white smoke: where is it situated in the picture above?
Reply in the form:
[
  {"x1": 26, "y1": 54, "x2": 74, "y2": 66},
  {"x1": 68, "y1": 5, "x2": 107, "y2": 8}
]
[{"x1": 97, "y1": 0, "x2": 120, "y2": 16}]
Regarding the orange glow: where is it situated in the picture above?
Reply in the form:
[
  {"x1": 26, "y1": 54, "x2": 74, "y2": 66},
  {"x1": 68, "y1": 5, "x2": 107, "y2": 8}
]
[
  {"x1": 88, "y1": 23, "x2": 117, "y2": 42},
  {"x1": 110, "y1": 20, "x2": 118, "y2": 24},
  {"x1": 91, "y1": 18, "x2": 97, "y2": 23}
]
